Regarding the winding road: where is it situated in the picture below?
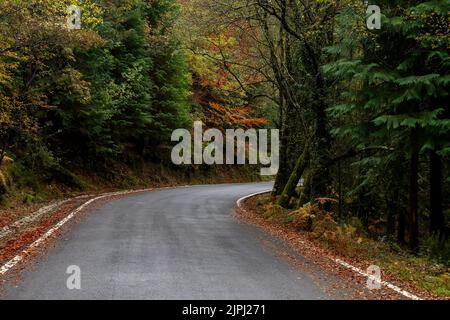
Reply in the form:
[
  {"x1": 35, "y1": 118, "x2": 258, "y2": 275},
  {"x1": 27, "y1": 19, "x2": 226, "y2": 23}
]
[{"x1": 2, "y1": 182, "x2": 349, "y2": 300}]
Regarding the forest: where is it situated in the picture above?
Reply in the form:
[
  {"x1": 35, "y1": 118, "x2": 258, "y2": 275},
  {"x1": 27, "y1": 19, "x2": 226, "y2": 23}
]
[
  {"x1": 0, "y1": 0, "x2": 449, "y2": 270},
  {"x1": 178, "y1": 0, "x2": 450, "y2": 263}
]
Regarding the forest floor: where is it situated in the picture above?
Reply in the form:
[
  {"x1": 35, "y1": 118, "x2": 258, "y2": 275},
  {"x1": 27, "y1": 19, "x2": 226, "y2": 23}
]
[{"x1": 238, "y1": 193, "x2": 450, "y2": 300}]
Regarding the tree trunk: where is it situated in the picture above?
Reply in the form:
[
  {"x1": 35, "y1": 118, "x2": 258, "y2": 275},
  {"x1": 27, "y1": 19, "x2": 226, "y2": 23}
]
[
  {"x1": 338, "y1": 160, "x2": 343, "y2": 217},
  {"x1": 277, "y1": 144, "x2": 310, "y2": 208},
  {"x1": 408, "y1": 129, "x2": 420, "y2": 251},
  {"x1": 430, "y1": 150, "x2": 444, "y2": 236},
  {"x1": 272, "y1": 97, "x2": 290, "y2": 196},
  {"x1": 298, "y1": 170, "x2": 312, "y2": 207},
  {"x1": 388, "y1": 153, "x2": 405, "y2": 240},
  {"x1": 272, "y1": 99, "x2": 302, "y2": 196},
  {"x1": 308, "y1": 127, "x2": 331, "y2": 201},
  {"x1": 309, "y1": 80, "x2": 331, "y2": 199}
]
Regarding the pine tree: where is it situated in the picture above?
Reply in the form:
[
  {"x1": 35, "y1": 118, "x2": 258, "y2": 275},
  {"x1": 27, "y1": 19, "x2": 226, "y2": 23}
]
[{"x1": 324, "y1": 0, "x2": 450, "y2": 250}]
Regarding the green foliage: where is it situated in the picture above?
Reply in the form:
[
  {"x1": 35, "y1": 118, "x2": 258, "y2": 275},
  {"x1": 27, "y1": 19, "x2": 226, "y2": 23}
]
[
  {"x1": 0, "y1": 0, "x2": 191, "y2": 183},
  {"x1": 324, "y1": 0, "x2": 449, "y2": 249},
  {"x1": 325, "y1": 0, "x2": 449, "y2": 154}
]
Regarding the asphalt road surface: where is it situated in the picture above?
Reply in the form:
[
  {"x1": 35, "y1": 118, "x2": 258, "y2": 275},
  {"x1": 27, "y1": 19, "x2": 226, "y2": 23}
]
[{"x1": 2, "y1": 182, "x2": 348, "y2": 300}]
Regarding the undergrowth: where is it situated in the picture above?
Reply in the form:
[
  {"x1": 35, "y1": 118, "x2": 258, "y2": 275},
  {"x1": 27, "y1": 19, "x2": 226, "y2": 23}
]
[{"x1": 257, "y1": 195, "x2": 450, "y2": 298}]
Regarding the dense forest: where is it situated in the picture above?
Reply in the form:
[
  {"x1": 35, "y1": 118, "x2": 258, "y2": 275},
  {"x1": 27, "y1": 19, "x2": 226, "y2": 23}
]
[
  {"x1": 181, "y1": 0, "x2": 449, "y2": 260},
  {"x1": 0, "y1": 0, "x2": 266, "y2": 200},
  {"x1": 0, "y1": 0, "x2": 449, "y2": 263},
  {"x1": 0, "y1": 0, "x2": 190, "y2": 182}
]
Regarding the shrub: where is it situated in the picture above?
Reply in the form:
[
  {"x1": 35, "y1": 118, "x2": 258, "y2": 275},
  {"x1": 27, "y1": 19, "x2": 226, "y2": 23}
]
[
  {"x1": 311, "y1": 213, "x2": 339, "y2": 240},
  {"x1": 290, "y1": 203, "x2": 318, "y2": 231},
  {"x1": 263, "y1": 203, "x2": 286, "y2": 219}
]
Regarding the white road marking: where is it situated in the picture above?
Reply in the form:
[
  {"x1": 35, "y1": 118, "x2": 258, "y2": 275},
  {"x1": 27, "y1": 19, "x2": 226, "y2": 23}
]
[
  {"x1": 236, "y1": 190, "x2": 423, "y2": 301},
  {"x1": 335, "y1": 259, "x2": 421, "y2": 300},
  {"x1": 0, "y1": 188, "x2": 152, "y2": 276},
  {"x1": 0, "y1": 185, "x2": 423, "y2": 301},
  {"x1": 237, "y1": 190, "x2": 272, "y2": 207}
]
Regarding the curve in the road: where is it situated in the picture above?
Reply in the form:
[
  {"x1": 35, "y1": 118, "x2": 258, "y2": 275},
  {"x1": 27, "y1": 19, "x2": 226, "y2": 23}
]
[{"x1": 2, "y1": 182, "x2": 348, "y2": 300}]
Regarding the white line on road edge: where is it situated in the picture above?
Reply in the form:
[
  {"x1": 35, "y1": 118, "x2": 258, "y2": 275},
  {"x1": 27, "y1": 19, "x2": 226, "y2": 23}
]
[
  {"x1": 237, "y1": 190, "x2": 273, "y2": 207},
  {"x1": 335, "y1": 259, "x2": 421, "y2": 300},
  {"x1": 0, "y1": 188, "x2": 153, "y2": 276},
  {"x1": 236, "y1": 190, "x2": 422, "y2": 301},
  {"x1": 0, "y1": 184, "x2": 255, "y2": 276},
  {"x1": 0, "y1": 186, "x2": 423, "y2": 300}
]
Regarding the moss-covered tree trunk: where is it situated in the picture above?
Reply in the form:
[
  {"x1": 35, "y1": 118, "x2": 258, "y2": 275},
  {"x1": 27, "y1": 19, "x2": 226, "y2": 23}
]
[
  {"x1": 277, "y1": 144, "x2": 310, "y2": 208},
  {"x1": 273, "y1": 97, "x2": 291, "y2": 196},
  {"x1": 309, "y1": 83, "x2": 331, "y2": 200},
  {"x1": 297, "y1": 170, "x2": 312, "y2": 207}
]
